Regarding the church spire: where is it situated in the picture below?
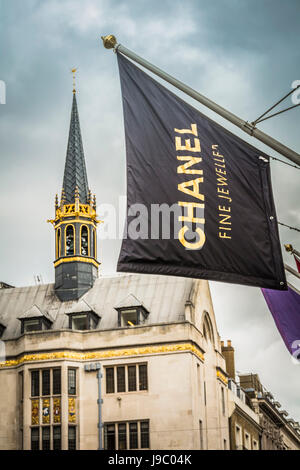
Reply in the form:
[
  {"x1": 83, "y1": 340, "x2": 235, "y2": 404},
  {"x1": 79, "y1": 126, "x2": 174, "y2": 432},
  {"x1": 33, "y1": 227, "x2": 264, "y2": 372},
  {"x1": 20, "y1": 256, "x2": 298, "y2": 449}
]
[
  {"x1": 48, "y1": 72, "x2": 101, "y2": 302},
  {"x1": 62, "y1": 91, "x2": 89, "y2": 204}
]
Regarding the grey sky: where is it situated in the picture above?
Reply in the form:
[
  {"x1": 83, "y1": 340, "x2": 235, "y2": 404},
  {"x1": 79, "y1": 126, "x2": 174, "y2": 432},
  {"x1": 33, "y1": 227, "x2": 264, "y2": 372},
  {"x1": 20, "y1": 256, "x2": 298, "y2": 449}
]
[{"x1": 0, "y1": 0, "x2": 300, "y2": 420}]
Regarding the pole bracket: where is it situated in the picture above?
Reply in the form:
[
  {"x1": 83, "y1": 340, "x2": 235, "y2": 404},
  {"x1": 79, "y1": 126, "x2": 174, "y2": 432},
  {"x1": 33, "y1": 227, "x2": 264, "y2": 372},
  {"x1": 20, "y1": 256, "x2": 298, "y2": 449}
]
[{"x1": 243, "y1": 121, "x2": 256, "y2": 136}]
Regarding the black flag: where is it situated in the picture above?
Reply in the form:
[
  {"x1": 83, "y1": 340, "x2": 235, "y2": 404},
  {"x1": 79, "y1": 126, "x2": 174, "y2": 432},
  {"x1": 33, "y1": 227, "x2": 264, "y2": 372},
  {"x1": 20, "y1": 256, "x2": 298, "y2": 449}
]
[{"x1": 116, "y1": 52, "x2": 286, "y2": 290}]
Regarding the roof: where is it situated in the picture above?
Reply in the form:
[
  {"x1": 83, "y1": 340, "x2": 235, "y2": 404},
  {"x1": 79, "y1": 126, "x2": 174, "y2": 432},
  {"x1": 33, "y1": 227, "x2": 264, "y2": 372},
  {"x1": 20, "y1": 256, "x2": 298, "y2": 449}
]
[
  {"x1": 115, "y1": 293, "x2": 149, "y2": 311},
  {"x1": 65, "y1": 299, "x2": 100, "y2": 318},
  {"x1": 0, "y1": 274, "x2": 194, "y2": 340},
  {"x1": 18, "y1": 304, "x2": 53, "y2": 322},
  {"x1": 62, "y1": 93, "x2": 89, "y2": 204}
]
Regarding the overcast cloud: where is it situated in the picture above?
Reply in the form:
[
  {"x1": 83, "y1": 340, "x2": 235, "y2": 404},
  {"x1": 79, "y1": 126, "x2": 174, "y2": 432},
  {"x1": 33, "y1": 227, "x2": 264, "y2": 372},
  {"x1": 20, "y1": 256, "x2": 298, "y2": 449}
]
[{"x1": 0, "y1": 0, "x2": 300, "y2": 420}]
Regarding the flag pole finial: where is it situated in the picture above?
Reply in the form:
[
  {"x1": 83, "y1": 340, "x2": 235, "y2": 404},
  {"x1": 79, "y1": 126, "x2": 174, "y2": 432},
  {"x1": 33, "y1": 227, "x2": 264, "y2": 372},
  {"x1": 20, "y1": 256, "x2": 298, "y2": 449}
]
[
  {"x1": 101, "y1": 34, "x2": 117, "y2": 49},
  {"x1": 285, "y1": 244, "x2": 294, "y2": 253}
]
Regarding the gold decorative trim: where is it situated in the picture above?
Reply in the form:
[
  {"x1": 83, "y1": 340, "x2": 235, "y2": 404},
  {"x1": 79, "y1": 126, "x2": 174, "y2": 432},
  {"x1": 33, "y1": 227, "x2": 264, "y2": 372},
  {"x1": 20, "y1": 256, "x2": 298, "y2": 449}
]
[
  {"x1": 0, "y1": 342, "x2": 204, "y2": 369},
  {"x1": 54, "y1": 256, "x2": 100, "y2": 268},
  {"x1": 53, "y1": 218, "x2": 99, "y2": 230},
  {"x1": 48, "y1": 204, "x2": 101, "y2": 226},
  {"x1": 216, "y1": 368, "x2": 228, "y2": 385}
]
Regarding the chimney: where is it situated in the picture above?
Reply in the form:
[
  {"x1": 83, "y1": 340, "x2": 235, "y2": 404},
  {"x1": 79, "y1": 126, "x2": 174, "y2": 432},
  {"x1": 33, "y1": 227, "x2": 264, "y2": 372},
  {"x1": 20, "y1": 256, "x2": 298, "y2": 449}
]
[{"x1": 221, "y1": 339, "x2": 235, "y2": 380}]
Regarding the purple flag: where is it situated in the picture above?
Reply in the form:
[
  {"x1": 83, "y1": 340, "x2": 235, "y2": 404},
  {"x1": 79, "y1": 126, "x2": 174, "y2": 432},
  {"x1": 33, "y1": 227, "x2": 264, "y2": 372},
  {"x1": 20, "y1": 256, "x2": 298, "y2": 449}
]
[{"x1": 262, "y1": 286, "x2": 300, "y2": 357}]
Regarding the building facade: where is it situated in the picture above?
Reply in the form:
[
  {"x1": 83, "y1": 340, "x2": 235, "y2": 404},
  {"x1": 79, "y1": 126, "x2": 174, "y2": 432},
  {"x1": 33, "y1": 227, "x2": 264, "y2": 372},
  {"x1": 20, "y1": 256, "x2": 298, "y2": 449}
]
[
  {"x1": 239, "y1": 374, "x2": 300, "y2": 450},
  {"x1": 222, "y1": 341, "x2": 300, "y2": 451}
]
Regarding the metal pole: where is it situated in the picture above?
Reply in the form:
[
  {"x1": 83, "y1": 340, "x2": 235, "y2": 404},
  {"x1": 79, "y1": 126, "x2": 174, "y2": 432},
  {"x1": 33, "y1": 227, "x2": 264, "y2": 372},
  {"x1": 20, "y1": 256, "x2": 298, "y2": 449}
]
[
  {"x1": 97, "y1": 365, "x2": 103, "y2": 450},
  {"x1": 284, "y1": 263, "x2": 300, "y2": 280},
  {"x1": 101, "y1": 35, "x2": 300, "y2": 167}
]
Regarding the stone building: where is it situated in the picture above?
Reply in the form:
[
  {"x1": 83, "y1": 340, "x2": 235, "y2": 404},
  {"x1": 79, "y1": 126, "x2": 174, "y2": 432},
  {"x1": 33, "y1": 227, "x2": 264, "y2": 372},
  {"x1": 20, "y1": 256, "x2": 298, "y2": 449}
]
[
  {"x1": 0, "y1": 87, "x2": 230, "y2": 450},
  {"x1": 222, "y1": 342, "x2": 261, "y2": 450},
  {"x1": 222, "y1": 340, "x2": 300, "y2": 451},
  {"x1": 239, "y1": 374, "x2": 300, "y2": 450}
]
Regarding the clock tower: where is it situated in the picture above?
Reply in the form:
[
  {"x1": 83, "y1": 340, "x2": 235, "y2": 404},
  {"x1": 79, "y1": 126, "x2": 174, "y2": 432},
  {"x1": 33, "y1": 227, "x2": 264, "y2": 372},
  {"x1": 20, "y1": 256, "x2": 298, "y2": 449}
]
[{"x1": 48, "y1": 76, "x2": 100, "y2": 301}]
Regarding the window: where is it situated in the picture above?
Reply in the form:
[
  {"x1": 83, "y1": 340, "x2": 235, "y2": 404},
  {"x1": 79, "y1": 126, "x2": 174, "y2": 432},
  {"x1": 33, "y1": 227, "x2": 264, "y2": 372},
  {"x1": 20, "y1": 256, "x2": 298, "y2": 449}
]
[
  {"x1": 106, "y1": 368, "x2": 114, "y2": 394},
  {"x1": 42, "y1": 426, "x2": 50, "y2": 450},
  {"x1": 56, "y1": 228, "x2": 61, "y2": 259},
  {"x1": 66, "y1": 225, "x2": 75, "y2": 256},
  {"x1": 203, "y1": 313, "x2": 214, "y2": 344},
  {"x1": 68, "y1": 369, "x2": 76, "y2": 395},
  {"x1": 53, "y1": 426, "x2": 61, "y2": 451},
  {"x1": 30, "y1": 368, "x2": 62, "y2": 450},
  {"x1": 199, "y1": 420, "x2": 203, "y2": 450},
  {"x1": 138, "y1": 364, "x2": 148, "y2": 391},
  {"x1": 104, "y1": 421, "x2": 150, "y2": 450},
  {"x1": 105, "y1": 424, "x2": 115, "y2": 450},
  {"x1": 224, "y1": 439, "x2": 227, "y2": 450},
  {"x1": 24, "y1": 319, "x2": 41, "y2": 332},
  {"x1": 68, "y1": 426, "x2": 76, "y2": 450},
  {"x1": 31, "y1": 428, "x2": 39, "y2": 450},
  {"x1": 22, "y1": 317, "x2": 51, "y2": 334},
  {"x1": 128, "y1": 366, "x2": 137, "y2": 392},
  {"x1": 236, "y1": 426, "x2": 241, "y2": 450},
  {"x1": 69, "y1": 312, "x2": 99, "y2": 331},
  {"x1": 105, "y1": 364, "x2": 148, "y2": 394},
  {"x1": 42, "y1": 369, "x2": 50, "y2": 396},
  {"x1": 80, "y1": 225, "x2": 89, "y2": 256},
  {"x1": 31, "y1": 371, "x2": 40, "y2": 397},
  {"x1": 129, "y1": 422, "x2": 138, "y2": 449},
  {"x1": 253, "y1": 440, "x2": 258, "y2": 450},
  {"x1": 197, "y1": 363, "x2": 200, "y2": 390},
  {"x1": 244, "y1": 432, "x2": 250, "y2": 450},
  {"x1": 72, "y1": 314, "x2": 88, "y2": 330},
  {"x1": 118, "y1": 423, "x2": 127, "y2": 450},
  {"x1": 221, "y1": 386, "x2": 225, "y2": 415},
  {"x1": 117, "y1": 367, "x2": 125, "y2": 393},
  {"x1": 121, "y1": 309, "x2": 138, "y2": 326},
  {"x1": 93, "y1": 229, "x2": 97, "y2": 258},
  {"x1": 53, "y1": 369, "x2": 61, "y2": 395},
  {"x1": 117, "y1": 305, "x2": 149, "y2": 328},
  {"x1": 32, "y1": 369, "x2": 61, "y2": 398},
  {"x1": 19, "y1": 371, "x2": 24, "y2": 401},
  {"x1": 140, "y1": 421, "x2": 149, "y2": 448}
]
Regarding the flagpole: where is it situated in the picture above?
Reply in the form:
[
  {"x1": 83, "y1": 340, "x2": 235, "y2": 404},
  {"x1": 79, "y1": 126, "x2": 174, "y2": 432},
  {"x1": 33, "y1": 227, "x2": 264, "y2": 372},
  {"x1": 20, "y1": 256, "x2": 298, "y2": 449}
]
[
  {"x1": 101, "y1": 35, "x2": 300, "y2": 167},
  {"x1": 285, "y1": 263, "x2": 300, "y2": 280}
]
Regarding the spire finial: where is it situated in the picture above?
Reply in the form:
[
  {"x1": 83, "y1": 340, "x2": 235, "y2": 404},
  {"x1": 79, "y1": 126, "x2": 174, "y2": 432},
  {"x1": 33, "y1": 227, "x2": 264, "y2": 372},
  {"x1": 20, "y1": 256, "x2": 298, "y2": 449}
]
[{"x1": 71, "y1": 67, "x2": 78, "y2": 94}]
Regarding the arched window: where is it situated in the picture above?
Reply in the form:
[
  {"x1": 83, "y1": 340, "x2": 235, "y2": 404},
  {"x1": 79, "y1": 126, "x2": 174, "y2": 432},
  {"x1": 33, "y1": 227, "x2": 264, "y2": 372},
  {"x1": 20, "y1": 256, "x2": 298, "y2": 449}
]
[
  {"x1": 80, "y1": 225, "x2": 89, "y2": 256},
  {"x1": 56, "y1": 228, "x2": 61, "y2": 259},
  {"x1": 203, "y1": 312, "x2": 214, "y2": 345},
  {"x1": 93, "y1": 229, "x2": 97, "y2": 258},
  {"x1": 66, "y1": 225, "x2": 75, "y2": 256}
]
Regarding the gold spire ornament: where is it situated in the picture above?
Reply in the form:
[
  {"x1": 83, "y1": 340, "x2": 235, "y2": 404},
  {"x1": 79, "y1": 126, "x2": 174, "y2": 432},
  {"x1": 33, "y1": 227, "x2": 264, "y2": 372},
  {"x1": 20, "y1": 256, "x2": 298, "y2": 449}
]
[{"x1": 71, "y1": 67, "x2": 78, "y2": 94}]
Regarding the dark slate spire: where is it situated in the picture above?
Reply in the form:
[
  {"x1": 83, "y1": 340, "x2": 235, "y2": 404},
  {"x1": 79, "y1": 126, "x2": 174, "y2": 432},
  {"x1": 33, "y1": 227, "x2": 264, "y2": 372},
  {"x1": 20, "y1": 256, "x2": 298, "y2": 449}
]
[{"x1": 62, "y1": 93, "x2": 89, "y2": 204}]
